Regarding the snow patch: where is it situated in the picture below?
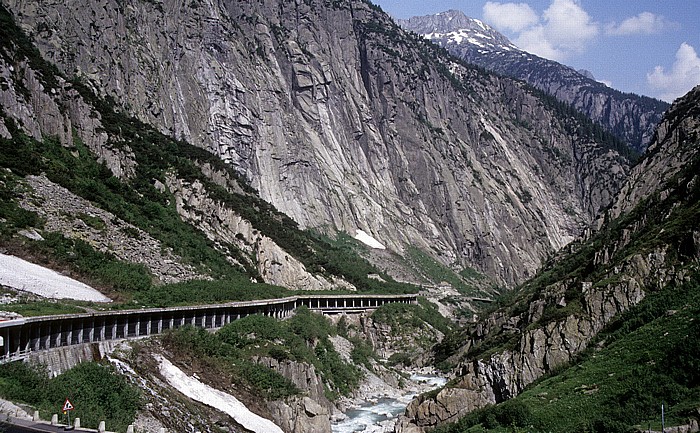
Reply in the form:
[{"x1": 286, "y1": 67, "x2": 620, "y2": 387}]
[
  {"x1": 354, "y1": 230, "x2": 386, "y2": 250},
  {"x1": 156, "y1": 354, "x2": 284, "y2": 433},
  {"x1": 0, "y1": 253, "x2": 111, "y2": 303}
]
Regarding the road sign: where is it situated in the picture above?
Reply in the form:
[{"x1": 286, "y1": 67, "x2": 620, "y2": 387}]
[{"x1": 62, "y1": 399, "x2": 74, "y2": 411}]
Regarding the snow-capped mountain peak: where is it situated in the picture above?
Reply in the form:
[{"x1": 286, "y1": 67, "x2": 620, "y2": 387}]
[{"x1": 399, "y1": 9, "x2": 518, "y2": 54}]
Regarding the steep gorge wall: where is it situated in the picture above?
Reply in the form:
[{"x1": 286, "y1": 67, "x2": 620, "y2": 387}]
[
  {"x1": 3, "y1": 0, "x2": 631, "y2": 286},
  {"x1": 396, "y1": 86, "x2": 700, "y2": 433}
]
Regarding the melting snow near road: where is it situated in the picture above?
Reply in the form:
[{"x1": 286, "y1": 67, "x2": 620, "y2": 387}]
[
  {"x1": 0, "y1": 253, "x2": 111, "y2": 303},
  {"x1": 156, "y1": 354, "x2": 284, "y2": 433}
]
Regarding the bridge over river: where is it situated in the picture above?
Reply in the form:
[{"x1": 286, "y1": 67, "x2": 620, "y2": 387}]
[{"x1": 0, "y1": 294, "x2": 416, "y2": 363}]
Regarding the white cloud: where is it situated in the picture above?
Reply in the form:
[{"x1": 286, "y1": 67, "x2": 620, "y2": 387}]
[
  {"x1": 483, "y1": 0, "x2": 599, "y2": 61},
  {"x1": 483, "y1": 2, "x2": 538, "y2": 32},
  {"x1": 606, "y1": 12, "x2": 677, "y2": 36},
  {"x1": 540, "y1": 0, "x2": 598, "y2": 52},
  {"x1": 516, "y1": 25, "x2": 566, "y2": 61},
  {"x1": 647, "y1": 43, "x2": 700, "y2": 102}
]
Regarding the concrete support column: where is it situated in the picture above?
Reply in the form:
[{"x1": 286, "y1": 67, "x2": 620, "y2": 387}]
[
  {"x1": 157, "y1": 317, "x2": 163, "y2": 334},
  {"x1": 4, "y1": 329, "x2": 11, "y2": 358},
  {"x1": 33, "y1": 327, "x2": 41, "y2": 351},
  {"x1": 66, "y1": 322, "x2": 73, "y2": 347},
  {"x1": 45, "y1": 323, "x2": 51, "y2": 350},
  {"x1": 77, "y1": 322, "x2": 84, "y2": 344},
  {"x1": 55, "y1": 322, "x2": 62, "y2": 348},
  {"x1": 88, "y1": 321, "x2": 95, "y2": 343}
]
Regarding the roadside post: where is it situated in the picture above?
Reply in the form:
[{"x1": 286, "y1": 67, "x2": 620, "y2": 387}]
[{"x1": 62, "y1": 398, "x2": 75, "y2": 431}]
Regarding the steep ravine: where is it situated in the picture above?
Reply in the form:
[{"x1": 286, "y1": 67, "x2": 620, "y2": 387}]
[
  {"x1": 395, "y1": 86, "x2": 700, "y2": 432},
  {"x1": 3, "y1": 0, "x2": 631, "y2": 287}
]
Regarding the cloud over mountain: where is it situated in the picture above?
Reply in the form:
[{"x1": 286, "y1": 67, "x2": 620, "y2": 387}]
[
  {"x1": 647, "y1": 42, "x2": 700, "y2": 102},
  {"x1": 484, "y1": 0, "x2": 598, "y2": 62}
]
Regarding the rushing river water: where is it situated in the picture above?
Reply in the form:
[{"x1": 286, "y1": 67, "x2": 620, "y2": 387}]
[{"x1": 332, "y1": 374, "x2": 448, "y2": 433}]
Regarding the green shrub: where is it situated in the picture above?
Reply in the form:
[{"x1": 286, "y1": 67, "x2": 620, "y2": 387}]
[
  {"x1": 387, "y1": 352, "x2": 412, "y2": 367},
  {"x1": 288, "y1": 306, "x2": 333, "y2": 342},
  {"x1": 166, "y1": 309, "x2": 364, "y2": 401},
  {"x1": 134, "y1": 278, "x2": 290, "y2": 307},
  {"x1": 47, "y1": 362, "x2": 140, "y2": 432},
  {"x1": 217, "y1": 315, "x2": 287, "y2": 348},
  {"x1": 350, "y1": 337, "x2": 377, "y2": 370},
  {"x1": 237, "y1": 361, "x2": 299, "y2": 400},
  {"x1": 0, "y1": 361, "x2": 139, "y2": 432}
]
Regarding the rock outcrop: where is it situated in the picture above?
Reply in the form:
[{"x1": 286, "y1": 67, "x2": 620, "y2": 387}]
[
  {"x1": 2, "y1": 0, "x2": 631, "y2": 287},
  {"x1": 19, "y1": 174, "x2": 204, "y2": 284},
  {"x1": 396, "y1": 86, "x2": 700, "y2": 433},
  {"x1": 258, "y1": 357, "x2": 333, "y2": 433},
  {"x1": 0, "y1": 13, "x2": 355, "y2": 290}
]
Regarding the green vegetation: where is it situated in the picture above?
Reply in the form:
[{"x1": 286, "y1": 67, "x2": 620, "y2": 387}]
[
  {"x1": 372, "y1": 298, "x2": 453, "y2": 336},
  {"x1": 0, "y1": 361, "x2": 140, "y2": 432},
  {"x1": 33, "y1": 232, "x2": 152, "y2": 293},
  {"x1": 404, "y1": 246, "x2": 485, "y2": 296},
  {"x1": 133, "y1": 279, "x2": 292, "y2": 307},
  {"x1": 164, "y1": 307, "x2": 365, "y2": 400},
  {"x1": 308, "y1": 232, "x2": 418, "y2": 295},
  {"x1": 0, "y1": 301, "x2": 85, "y2": 317},
  {"x1": 371, "y1": 298, "x2": 455, "y2": 363},
  {"x1": 432, "y1": 275, "x2": 700, "y2": 433},
  {"x1": 0, "y1": 5, "x2": 421, "y2": 309}
]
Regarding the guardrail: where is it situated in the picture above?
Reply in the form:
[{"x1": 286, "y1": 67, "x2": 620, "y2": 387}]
[{"x1": 0, "y1": 294, "x2": 417, "y2": 363}]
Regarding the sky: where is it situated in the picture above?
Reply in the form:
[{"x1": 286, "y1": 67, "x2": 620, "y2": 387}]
[{"x1": 372, "y1": 0, "x2": 700, "y2": 102}]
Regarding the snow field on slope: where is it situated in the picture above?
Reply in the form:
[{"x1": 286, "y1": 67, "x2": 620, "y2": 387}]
[
  {"x1": 156, "y1": 354, "x2": 284, "y2": 433},
  {"x1": 0, "y1": 253, "x2": 111, "y2": 303}
]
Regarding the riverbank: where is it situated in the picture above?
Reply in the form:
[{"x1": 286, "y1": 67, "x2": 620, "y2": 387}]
[{"x1": 332, "y1": 368, "x2": 447, "y2": 433}]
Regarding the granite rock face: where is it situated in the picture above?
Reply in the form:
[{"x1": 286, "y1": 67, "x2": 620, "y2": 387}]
[
  {"x1": 399, "y1": 9, "x2": 669, "y2": 153},
  {"x1": 3, "y1": 0, "x2": 631, "y2": 287},
  {"x1": 395, "y1": 86, "x2": 700, "y2": 433}
]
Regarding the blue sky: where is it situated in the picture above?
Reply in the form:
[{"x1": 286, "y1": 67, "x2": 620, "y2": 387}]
[{"x1": 373, "y1": 0, "x2": 700, "y2": 102}]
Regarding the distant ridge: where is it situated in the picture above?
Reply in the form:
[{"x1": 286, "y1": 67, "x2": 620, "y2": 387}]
[{"x1": 399, "y1": 9, "x2": 669, "y2": 153}]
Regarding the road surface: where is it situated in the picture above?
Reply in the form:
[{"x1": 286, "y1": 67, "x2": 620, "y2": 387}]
[{"x1": 0, "y1": 420, "x2": 77, "y2": 432}]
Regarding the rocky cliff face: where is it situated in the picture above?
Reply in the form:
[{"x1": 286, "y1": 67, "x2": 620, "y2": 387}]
[
  {"x1": 396, "y1": 86, "x2": 700, "y2": 432},
  {"x1": 0, "y1": 6, "x2": 358, "y2": 290},
  {"x1": 3, "y1": 0, "x2": 631, "y2": 287},
  {"x1": 399, "y1": 10, "x2": 669, "y2": 153},
  {"x1": 258, "y1": 357, "x2": 333, "y2": 433}
]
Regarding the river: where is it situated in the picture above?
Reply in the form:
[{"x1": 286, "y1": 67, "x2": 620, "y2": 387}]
[{"x1": 332, "y1": 374, "x2": 447, "y2": 433}]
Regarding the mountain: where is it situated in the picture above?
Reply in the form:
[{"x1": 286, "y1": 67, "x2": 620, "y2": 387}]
[
  {"x1": 398, "y1": 10, "x2": 670, "y2": 153},
  {"x1": 0, "y1": 0, "x2": 698, "y2": 432},
  {"x1": 1, "y1": 0, "x2": 633, "y2": 288},
  {"x1": 396, "y1": 85, "x2": 700, "y2": 432}
]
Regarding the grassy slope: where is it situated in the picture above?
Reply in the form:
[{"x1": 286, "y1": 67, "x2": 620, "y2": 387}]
[{"x1": 434, "y1": 275, "x2": 700, "y2": 433}]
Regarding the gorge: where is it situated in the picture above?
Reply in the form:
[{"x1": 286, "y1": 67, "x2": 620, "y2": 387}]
[{"x1": 0, "y1": 0, "x2": 698, "y2": 432}]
